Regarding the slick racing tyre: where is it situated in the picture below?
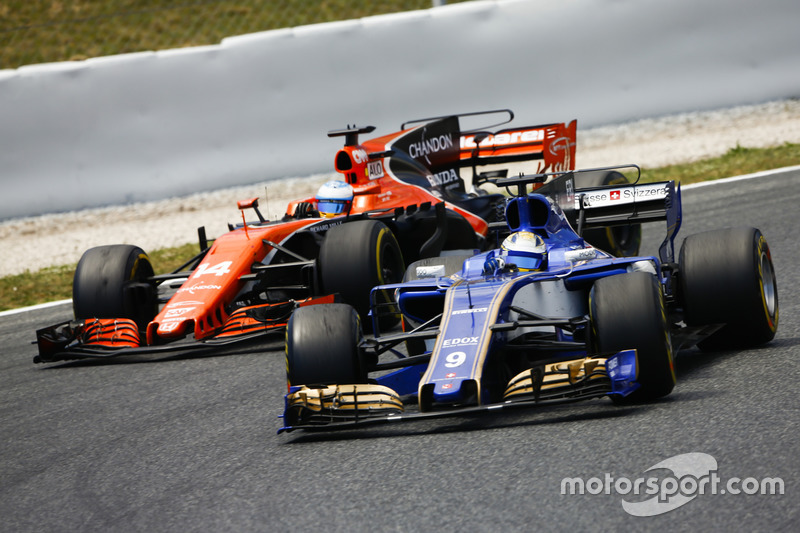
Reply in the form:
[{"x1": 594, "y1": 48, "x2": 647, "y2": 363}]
[
  {"x1": 285, "y1": 304, "x2": 365, "y2": 387},
  {"x1": 679, "y1": 227, "x2": 778, "y2": 350},
  {"x1": 319, "y1": 219, "x2": 404, "y2": 329},
  {"x1": 72, "y1": 244, "x2": 157, "y2": 331},
  {"x1": 575, "y1": 170, "x2": 642, "y2": 257},
  {"x1": 401, "y1": 254, "x2": 474, "y2": 356},
  {"x1": 590, "y1": 272, "x2": 676, "y2": 402}
]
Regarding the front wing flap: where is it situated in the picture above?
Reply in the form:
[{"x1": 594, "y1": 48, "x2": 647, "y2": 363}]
[
  {"x1": 34, "y1": 320, "x2": 283, "y2": 363},
  {"x1": 278, "y1": 351, "x2": 638, "y2": 433},
  {"x1": 33, "y1": 301, "x2": 303, "y2": 364},
  {"x1": 503, "y1": 351, "x2": 638, "y2": 401},
  {"x1": 34, "y1": 295, "x2": 342, "y2": 364}
]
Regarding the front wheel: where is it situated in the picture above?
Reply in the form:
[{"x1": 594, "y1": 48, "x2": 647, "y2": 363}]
[
  {"x1": 285, "y1": 304, "x2": 365, "y2": 387},
  {"x1": 72, "y1": 244, "x2": 157, "y2": 330},
  {"x1": 679, "y1": 227, "x2": 778, "y2": 350},
  {"x1": 590, "y1": 272, "x2": 675, "y2": 402}
]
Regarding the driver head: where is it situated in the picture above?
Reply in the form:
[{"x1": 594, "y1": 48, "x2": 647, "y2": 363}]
[{"x1": 315, "y1": 180, "x2": 354, "y2": 218}]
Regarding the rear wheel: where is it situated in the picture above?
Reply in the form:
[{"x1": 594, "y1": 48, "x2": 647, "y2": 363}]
[
  {"x1": 72, "y1": 244, "x2": 157, "y2": 330},
  {"x1": 285, "y1": 304, "x2": 365, "y2": 387},
  {"x1": 575, "y1": 171, "x2": 642, "y2": 256},
  {"x1": 319, "y1": 220, "x2": 404, "y2": 328},
  {"x1": 590, "y1": 272, "x2": 675, "y2": 402},
  {"x1": 679, "y1": 227, "x2": 778, "y2": 350}
]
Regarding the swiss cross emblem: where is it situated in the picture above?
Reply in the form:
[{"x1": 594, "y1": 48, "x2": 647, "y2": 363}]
[
  {"x1": 610, "y1": 190, "x2": 621, "y2": 200},
  {"x1": 446, "y1": 372, "x2": 456, "y2": 378}
]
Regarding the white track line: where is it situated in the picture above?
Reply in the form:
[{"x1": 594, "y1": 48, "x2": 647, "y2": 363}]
[
  {"x1": 0, "y1": 298, "x2": 71, "y2": 317},
  {"x1": 681, "y1": 164, "x2": 800, "y2": 189}
]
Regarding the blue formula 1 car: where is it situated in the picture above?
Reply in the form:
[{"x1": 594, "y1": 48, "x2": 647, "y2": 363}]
[{"x1": 278, "y1": 166, "x2": 779, "y2": 433}]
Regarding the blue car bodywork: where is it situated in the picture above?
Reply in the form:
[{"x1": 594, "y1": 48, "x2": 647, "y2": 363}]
[{"x1": 279, "y1": 166, "x2": 777, "y2": 433}]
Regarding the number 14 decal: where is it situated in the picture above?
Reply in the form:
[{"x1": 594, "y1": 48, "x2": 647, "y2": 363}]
[{"x1": 192, "y1": 261, "x2": 233, "y2": 278}]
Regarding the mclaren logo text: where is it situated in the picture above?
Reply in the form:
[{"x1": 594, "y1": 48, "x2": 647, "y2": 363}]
[{"x1": 461, "y1": 129, "x2": 544, "y2": 149}]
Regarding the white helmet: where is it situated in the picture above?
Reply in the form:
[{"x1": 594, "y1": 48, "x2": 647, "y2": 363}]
[
  {"x1": 501, "y1": 231, "x2": 546, "y2": 270},
  {"x1": 315, "y1": 180, "x2": 354, "y2": 218}
]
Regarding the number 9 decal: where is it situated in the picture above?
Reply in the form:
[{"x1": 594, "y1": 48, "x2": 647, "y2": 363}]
[{"x1": 444, "y1": 351, "x2": 466, "y2": 368}]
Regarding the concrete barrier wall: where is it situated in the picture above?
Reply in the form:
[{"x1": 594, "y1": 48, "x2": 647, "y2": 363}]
[{"x1": 1, "y1": 0, "x2": 798, "y2": 219}]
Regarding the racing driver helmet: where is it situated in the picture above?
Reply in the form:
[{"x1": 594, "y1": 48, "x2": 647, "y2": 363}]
[
  {"x1": 315, "y1": 180, "x2": 354, "y2": 218},
  {"x1": 501, "y1": 231, "x2": 547, "y2": 271}
]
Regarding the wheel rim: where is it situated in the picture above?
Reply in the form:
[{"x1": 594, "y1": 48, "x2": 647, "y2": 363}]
[{"x1": 759, "y1": 250, "x2": 777, "y2": 319}]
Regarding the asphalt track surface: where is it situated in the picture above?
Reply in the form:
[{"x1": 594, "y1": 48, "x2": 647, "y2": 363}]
[{"x1": 2, "y1": 170, "x2": 798, "y2": 532}]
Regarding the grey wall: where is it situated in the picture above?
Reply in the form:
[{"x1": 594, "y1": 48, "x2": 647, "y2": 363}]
[{"x1": 1, "y1": 0, "x2": 798, "y2": 219}]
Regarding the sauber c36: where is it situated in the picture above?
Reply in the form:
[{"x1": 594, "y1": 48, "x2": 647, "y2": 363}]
[{"x1": 280, "y1": 167, "x2": 778, "y2": 432}]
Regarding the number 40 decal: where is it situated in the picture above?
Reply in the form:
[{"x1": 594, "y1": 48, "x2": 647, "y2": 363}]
[{"x1": 192, "y1": 261, "x2": 233, "y2": 278}]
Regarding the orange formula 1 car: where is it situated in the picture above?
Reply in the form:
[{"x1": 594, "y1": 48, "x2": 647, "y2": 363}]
[{"x1": 34, "y1": 110, "x2": 635, "y2": 364}]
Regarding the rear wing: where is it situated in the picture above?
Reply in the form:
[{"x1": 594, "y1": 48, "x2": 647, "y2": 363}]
[
  {"x1": 459, "y1": 120, "x2": 576, "y2": 173},
  {"x1": 574, "y1": 174, "x2": 682, "y2": 263},
  {"x1": 397, "y1": 109, "x2": 576, "y2": 173},
  {"x1": 492, "y1": 166, "x2": 683, "y2": 263},
  {"x1": 576, "y1": 180, "x2": 676, "y2": 226}
]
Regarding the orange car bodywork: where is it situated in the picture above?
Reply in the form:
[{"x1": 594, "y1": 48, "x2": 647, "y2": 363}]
[
  {"x1": 148, "y1": 218, "x2": 309, "y2": 343},
  {"x1": 35, "y1": 113, "x2": 576, "y2": 361},
  {"x1": 286, "y1": 118, "x2": 577, "y2": 235}
]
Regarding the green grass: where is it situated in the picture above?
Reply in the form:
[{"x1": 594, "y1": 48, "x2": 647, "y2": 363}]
[
  {"x1": 1, "y1": 243, "x2": 200, "y2": 312},
  {"x1": 639, "y1": 142, "x2": 800, "y2": 185},
  {"x1": 1, "y1": 1, "x2": 467, "y2": 69},
  {"x1": 1, "y1": 141, "x2": 798, "y2": 312}
]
